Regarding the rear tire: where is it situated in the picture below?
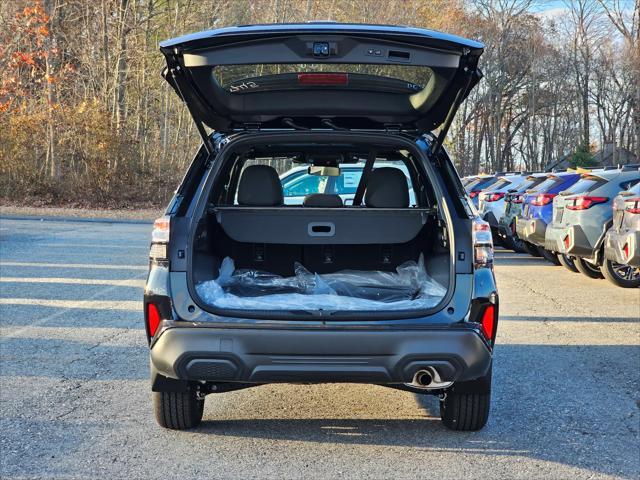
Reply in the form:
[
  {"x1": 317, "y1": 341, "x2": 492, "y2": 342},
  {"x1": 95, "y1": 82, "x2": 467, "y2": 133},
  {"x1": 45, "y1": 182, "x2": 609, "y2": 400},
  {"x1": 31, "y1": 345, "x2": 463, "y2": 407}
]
[
  {"x1": 537, "y1": 246, "x2": 561, "y2": 265},
  {"x1": 440, "y1": 368, "x2": 491, "y2": 431},
  {"x1": 600, "y1": 259, "x2": 640, "y2": 288},
  {"x1": 522, "y1": 241, "x2": 541, "y2": 257},
  {"x1": 153, "y1": 390, "x2": 204, "y2": 430},
  {"x1": 573, "y1": 257, "x2": 604, "y2": 279},
  {"x1": 557, "y1": 254, "x2": 578, "y2": 272}
]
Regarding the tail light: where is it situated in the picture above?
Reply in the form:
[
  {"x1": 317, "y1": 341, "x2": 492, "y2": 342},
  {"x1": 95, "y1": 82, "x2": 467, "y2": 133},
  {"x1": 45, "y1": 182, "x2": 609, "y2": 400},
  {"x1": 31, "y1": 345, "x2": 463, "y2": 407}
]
[
  {"x1": 531, "y1": 193, "x2": 556, "y2": 206},
  {"x1": 485, "y1": 192, "x2": 505, "y2": 202},
  {"x1": 146, "y1": 303, "x2": 161, "y2": 338},
  {"x1": 566, "y1": 196, "x2": 608, "y2": 210},
  {"x1": 469, "y1": 191, "x2": 480, "y2": 198},
  {"x1": 624, "y1": 197, "x2": 640, "y2": 214},
  {"x1": 150, "y1": 216, "x2": 170, "y2": 260},
  {"x1": 512, "y1": 195, "x2": 524, "y2": 204},
  {"x1": 473, "y1": 218, "x2": 493, "y2": 268},
  {"x1": 298, "y1": 73, "x2": 348, "y2": 85}
]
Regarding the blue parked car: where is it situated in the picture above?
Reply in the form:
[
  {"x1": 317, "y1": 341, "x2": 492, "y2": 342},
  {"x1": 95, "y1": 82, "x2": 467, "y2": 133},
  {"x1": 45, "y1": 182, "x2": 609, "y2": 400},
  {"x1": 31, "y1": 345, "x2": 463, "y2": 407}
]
[{"x1": 516, "y1": 172, "x2": 581, "y2": 260}]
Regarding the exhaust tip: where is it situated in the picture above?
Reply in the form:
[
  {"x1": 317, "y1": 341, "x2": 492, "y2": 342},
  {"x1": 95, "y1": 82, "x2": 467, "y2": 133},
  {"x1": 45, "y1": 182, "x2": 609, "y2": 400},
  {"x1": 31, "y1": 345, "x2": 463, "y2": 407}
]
[{"x1": 414, "y1": 370, "x2": 433, "y2": 387}]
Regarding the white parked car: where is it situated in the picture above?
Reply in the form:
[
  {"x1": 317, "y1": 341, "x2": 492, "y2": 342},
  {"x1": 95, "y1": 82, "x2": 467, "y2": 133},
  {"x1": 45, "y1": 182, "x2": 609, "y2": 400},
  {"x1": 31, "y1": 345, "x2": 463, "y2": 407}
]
[{"x1": 280, "y1": 162, "x2": 416, "y2": 206}]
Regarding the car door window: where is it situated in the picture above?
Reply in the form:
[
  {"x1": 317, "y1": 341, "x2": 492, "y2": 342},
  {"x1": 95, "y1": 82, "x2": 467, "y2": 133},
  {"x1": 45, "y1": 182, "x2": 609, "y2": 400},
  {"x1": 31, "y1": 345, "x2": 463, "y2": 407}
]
[{"x1": 282, "y1": 174, "x2": 328, "y2": 197}]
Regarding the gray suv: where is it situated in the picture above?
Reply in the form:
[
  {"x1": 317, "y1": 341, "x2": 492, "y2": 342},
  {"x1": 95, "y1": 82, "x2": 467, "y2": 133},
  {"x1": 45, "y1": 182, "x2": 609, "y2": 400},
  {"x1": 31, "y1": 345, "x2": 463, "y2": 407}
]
[
  {"x1": 145, "y1": 23, "x2": 498, "y2": 431},
  {"x1": 545, "y1": 167, "x2": 639, "y2": 286},
  {"x1": 603, "y1": 183, "x2": 640, "y2": 286}
]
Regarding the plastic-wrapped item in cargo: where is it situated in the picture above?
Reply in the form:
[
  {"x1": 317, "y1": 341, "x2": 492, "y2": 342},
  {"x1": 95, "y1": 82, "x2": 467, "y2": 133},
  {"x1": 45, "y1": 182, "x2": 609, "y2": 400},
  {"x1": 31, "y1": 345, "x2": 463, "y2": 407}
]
[{"x1": 195, "y1": 254, "x2": 446, "y2": 311}]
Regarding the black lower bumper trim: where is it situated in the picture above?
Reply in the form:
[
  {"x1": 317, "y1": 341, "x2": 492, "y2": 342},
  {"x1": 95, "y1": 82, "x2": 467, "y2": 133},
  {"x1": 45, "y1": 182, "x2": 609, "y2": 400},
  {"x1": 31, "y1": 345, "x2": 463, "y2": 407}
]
[{"x1": 150, "y1": 326, "x2": 492, "y2": 386}]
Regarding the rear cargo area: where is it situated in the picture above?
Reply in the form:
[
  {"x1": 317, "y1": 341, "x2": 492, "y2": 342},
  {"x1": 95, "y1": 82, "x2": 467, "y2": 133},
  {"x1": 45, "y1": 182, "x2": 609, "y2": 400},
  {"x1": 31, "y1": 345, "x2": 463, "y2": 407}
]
[{"x1": 188, "y1": 137, "x2": 452, "y2": 315}]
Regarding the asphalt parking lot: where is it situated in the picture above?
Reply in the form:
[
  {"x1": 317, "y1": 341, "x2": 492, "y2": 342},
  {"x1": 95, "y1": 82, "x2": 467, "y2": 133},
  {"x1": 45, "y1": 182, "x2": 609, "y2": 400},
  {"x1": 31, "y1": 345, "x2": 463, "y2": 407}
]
[{"x1": 0, "y1": 217, "x2": 638, "y2": 479}]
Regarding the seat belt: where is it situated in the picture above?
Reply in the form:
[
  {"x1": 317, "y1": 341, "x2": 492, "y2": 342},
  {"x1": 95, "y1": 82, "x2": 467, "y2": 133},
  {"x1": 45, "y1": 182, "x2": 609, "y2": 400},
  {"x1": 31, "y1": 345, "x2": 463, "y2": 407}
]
[{"x1": 352, "y1": 150, "x2": 376, "y2": 206}]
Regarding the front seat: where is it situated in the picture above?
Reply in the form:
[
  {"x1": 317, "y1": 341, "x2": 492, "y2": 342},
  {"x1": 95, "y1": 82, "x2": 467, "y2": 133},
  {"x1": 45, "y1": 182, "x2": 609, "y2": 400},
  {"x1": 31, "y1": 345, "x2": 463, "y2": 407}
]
[
  {"x1": 364, "y1": 167, "x2": 410, "y2": 208},
  {"x1": 303, "y1": 193, "x2": 344, "y2": 207},
  {"x1": 237, "y1": 165, "x2": 284, "y2": 206}
]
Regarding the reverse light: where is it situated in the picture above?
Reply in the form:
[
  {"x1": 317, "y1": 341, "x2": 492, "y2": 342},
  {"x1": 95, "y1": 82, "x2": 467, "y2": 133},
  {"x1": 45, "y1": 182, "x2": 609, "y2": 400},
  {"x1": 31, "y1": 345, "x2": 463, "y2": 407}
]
[
  {"x1": 531, "y1": 193, "x2": 556, "y2": 206},
  {"x1": 485, "y1": 192, "x2": 505, "y2": 202},
  {"x1": 473, "y1": 218, "x2": 494, "y2": 268},
  {"x1": 146, "y1": 303, "x2": 161, "y2": 337},
  {"x1": 624, "y1": 197, "x2": 640, "y2": 214},
  {"x1": 566, "y1": 196, "x2": 608, "y2": 210},
  {"x1": 298, "y1": 73, "x2": 348, "y2": 85}
]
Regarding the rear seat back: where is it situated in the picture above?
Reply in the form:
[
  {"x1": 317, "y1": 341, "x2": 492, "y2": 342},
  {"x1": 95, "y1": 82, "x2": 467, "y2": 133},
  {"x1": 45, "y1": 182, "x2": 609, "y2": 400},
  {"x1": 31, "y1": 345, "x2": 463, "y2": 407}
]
[
  {"x1": 365, "y1": 167, "x2": 410, "y2": 208},
  {"x1": 237, "y1": 165, "x2": 284, "y2": 206},
  {"x1": 303, "y1": 194, "x2": 343, "y2": 207}
]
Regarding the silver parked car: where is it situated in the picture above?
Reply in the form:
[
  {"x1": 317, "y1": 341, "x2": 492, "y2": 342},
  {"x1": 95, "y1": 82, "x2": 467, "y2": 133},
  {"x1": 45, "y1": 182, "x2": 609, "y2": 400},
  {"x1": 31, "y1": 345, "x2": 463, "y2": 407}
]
[
  {"x1": 602, "y1": 183, "x2": 640, "y2": 286},
  {"x1": 545, "y1": 166, "x2": 639, "y2": 286}
]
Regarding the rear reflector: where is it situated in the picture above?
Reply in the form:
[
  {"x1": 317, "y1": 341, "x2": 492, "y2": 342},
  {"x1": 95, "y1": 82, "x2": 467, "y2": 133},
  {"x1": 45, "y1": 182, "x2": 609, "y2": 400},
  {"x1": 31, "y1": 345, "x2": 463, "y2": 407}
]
[
  {"x1": 298, "y1": 73, "x2": 348, "y2": 85},
  {"x1": 146, "y1": 303, "x2": 161, "y2": 337},
  {"x1": 566, "y1": 196, "x2": 608, "y2": 210},
  {"x1": 623, "y1": 243, "x2": 630, "y2": 258},
  {"x1": 563, "y1": 235, "x2": 570, "y2": 249},
  {"x1": 480, "y1": 304, "x2": 496, "y2": 342}
]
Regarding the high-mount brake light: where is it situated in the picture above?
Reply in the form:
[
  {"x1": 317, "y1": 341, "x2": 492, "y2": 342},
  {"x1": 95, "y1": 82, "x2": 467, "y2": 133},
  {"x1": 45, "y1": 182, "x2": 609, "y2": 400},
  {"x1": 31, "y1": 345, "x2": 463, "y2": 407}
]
[
  {"x1": 624, "y1": 197, "x2": 640, "y2": 214},
  {"x1": 531, "y1": 193, "x2": 556, "y2": 206},
  {"x1": 566, "y1": 196, "x2": 609, "y2": 210},
  {"x1": 146, "y1": 303, "x2": 161, "y2": 337},
  {"x1": 298, "y1": 73, "x2": 348, "y2": 85},
  {"x1": 472, "y1": 218, "x2": 494, "y2": 268},
  {"x1": 485, "y1": 192, "x2": 505, "y2": 202}
]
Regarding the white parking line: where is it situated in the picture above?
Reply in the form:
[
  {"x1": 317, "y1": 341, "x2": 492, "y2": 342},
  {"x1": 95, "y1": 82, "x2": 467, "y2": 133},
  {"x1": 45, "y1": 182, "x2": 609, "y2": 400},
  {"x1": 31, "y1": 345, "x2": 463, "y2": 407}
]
[
  {"x1": 0, "y1": 277, "x2": 145, "y2": 287},
  {"x1": 0, "y1": 261, "x2": 147, "y2": 270},
  {"x1": 0, "y1": 298, "x2": 141, "y2": 310}
]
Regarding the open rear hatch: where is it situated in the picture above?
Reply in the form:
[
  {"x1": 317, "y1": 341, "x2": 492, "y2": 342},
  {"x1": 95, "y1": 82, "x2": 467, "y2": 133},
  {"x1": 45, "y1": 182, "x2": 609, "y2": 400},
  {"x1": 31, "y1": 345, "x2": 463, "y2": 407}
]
[{"x1": 160, "y1": 23, "x2": 483, "y2": 135}]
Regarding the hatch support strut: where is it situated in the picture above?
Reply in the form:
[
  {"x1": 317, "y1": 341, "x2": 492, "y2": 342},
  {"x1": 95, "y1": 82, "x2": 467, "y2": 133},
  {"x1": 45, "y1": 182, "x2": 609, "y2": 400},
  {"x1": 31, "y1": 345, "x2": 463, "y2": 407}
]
[
  {"x1": 166, "y1": 66, "x2": 215, "y2": 155},
  {"x1": 431, "y1": 63, "x2": 479, "y2": 159}
]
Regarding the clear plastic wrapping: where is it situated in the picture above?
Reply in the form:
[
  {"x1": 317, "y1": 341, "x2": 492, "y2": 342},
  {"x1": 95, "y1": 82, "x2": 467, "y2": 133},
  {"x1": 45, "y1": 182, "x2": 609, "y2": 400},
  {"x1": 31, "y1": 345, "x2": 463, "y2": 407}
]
[{"x1": 196, "y1": 255, "x2": 447, "y2": 312}]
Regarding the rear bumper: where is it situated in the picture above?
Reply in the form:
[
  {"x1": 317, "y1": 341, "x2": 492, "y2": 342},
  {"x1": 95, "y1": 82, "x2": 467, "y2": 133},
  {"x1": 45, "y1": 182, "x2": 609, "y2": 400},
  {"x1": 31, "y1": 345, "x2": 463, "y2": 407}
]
[
  {"x1": 545, "y1": 224, "x2": 593, "y2": 257},
  {"x1": 517, "y1": 217, "x2": 547, "y2": 246},
  {"x1": 604, "y1": 229, "x2": 640, "y2": 267},
  {"x1": 150, "y1": 326, "x2": 492, "y2": 386}
]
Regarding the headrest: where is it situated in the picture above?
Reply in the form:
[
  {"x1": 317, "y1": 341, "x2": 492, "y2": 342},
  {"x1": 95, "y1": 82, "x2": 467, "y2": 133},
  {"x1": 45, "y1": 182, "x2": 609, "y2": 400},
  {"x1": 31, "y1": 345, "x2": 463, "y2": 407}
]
[
  {"x1": 237, "y1": 165, "x2": 284, "y2": 206},
  {"x1": 303, "y1": 194, "x2": 344, "y2": 208},
  {"x1": 364, "y1": 167, "x2": 409, "y2": 208}
]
